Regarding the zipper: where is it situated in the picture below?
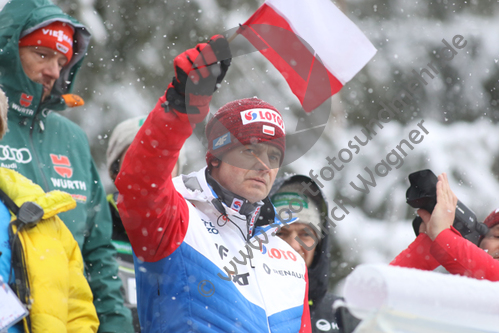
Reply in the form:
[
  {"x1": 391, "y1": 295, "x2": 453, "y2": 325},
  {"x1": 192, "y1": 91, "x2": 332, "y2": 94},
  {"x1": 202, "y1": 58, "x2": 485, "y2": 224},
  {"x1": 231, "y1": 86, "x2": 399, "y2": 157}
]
[{"x1": 28, "y1": 100, "x2": 50, "y2": 191}]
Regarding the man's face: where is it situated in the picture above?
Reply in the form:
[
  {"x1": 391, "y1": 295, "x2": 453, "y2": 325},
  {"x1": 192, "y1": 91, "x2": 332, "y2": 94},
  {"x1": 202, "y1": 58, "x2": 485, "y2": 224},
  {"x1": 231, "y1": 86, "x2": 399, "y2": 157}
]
[
  {"x1": 276, "y1": 222, "x2": 318, "y2": 267},
  {"x1": 210, "y1": 142, "x2": 281, "y2": 204},
  {"x1": 479, "y1": 224, "x2": 499, "y2": 260},
  {"x1": 19, "y1": 46, "x2": 67, "y2": 101}
]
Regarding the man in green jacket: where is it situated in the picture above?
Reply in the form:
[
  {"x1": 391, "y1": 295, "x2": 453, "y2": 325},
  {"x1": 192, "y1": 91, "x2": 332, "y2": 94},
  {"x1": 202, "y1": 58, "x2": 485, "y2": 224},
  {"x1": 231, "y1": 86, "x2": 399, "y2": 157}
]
[{"x1": 0, "y1": 0, "x2": 133, "y2": 332}]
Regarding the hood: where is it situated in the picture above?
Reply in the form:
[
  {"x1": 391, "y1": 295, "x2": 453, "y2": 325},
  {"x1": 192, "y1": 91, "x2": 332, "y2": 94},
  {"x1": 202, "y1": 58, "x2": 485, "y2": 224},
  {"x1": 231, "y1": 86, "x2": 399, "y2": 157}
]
[
  {"x1": 269, "y1": 174, "x2": 332, "y2": 306},
  {"x1": 0, "y1": 0, "x2": 91, "y2": 116}
]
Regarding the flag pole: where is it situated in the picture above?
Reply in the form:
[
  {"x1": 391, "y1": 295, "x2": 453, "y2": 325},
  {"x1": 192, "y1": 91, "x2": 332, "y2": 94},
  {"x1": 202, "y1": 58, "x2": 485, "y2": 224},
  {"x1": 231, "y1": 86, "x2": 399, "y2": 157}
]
[
  {"x1": 227, "y1": 31, "x2": 238, "y2": 43},
  {"x1": 227, "y1": 24, "x2": 244, "y2": 43},
  {"x1": 227, "y1": 31, "x2": 239, "y2": 44}
]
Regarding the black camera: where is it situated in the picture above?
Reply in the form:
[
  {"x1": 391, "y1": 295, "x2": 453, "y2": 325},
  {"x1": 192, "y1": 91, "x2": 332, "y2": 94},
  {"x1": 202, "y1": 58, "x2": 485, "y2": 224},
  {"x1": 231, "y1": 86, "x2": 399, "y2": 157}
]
[{"x1": 406, "y1": 169, "x2": 488, "y2": 246}]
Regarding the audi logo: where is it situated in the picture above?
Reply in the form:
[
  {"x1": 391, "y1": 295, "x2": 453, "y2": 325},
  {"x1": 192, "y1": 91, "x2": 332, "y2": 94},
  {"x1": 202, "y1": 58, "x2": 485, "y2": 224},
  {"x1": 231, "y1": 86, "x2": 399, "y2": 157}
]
[{"x1": 0, "y1": 145, "x2": 32, "y2": 163}]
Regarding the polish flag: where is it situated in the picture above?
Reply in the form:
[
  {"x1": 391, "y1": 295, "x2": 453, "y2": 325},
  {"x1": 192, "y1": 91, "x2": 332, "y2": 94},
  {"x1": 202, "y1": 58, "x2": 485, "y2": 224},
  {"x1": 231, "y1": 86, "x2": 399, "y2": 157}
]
[
  {"x1": 262, "y1": 124, "x2": 275, "y2": 136},
  {"x1": 240, "y1": 0, "x2": 377, "y2": 113}
]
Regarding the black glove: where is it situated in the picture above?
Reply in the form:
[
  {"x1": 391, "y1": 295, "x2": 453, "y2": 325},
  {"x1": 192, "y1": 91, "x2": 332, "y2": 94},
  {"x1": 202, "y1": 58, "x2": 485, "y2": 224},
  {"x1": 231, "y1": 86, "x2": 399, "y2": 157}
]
[{"x1": 165, "y1": 35, "x2": 232, "y2": 121}]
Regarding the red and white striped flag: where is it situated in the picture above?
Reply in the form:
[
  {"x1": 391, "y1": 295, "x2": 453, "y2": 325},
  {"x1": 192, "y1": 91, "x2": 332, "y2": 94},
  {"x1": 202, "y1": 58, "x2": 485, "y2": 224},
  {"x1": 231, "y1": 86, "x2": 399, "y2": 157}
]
[{"x1": 240, "y1": 0, "x2": 377, "y2": 113}]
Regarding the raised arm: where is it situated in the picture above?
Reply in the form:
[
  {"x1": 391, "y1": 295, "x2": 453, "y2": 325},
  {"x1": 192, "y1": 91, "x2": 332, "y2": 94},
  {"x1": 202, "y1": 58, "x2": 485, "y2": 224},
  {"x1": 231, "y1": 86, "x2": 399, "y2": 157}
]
[
  {"x1": 390, "y1": 232, "x2": 440, "y2": 270},
  {"x1": 116, "y1": 36, "x2": 231, "y2": 262},
  {"x1": 390, "y1": 172, "x2": 456, "y2": 271},
  {"x1": 431, "y1": 228, "x2": 499, "y2": 281},
  {"x1": 116, "y1": 98, "x2": 192, "y2": 262}
]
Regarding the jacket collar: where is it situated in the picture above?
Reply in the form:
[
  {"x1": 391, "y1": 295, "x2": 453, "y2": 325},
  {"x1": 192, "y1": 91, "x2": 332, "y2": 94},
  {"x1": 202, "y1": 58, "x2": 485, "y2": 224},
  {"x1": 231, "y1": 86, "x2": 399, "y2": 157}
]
[
  {"x1": 205, "y1": 169, "x2": 262, "y2": 218},
  {"x1": 174, "y1": 167, "x2": 278, "y2": 240}
]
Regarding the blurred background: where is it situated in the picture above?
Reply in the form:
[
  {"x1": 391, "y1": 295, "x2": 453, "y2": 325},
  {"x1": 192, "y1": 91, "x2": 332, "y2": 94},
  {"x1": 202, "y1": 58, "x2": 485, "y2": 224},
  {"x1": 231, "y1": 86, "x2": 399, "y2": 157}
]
[{"x1": 8, "y1": 0, "x2": 499, "y2": 293}]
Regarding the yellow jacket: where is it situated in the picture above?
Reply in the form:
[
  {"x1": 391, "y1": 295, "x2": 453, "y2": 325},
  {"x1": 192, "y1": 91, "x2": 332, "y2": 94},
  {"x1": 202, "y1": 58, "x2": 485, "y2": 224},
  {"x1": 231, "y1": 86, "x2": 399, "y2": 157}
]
[{"x1": 1, "y1": 168, "x2": 99, "y2": 333}]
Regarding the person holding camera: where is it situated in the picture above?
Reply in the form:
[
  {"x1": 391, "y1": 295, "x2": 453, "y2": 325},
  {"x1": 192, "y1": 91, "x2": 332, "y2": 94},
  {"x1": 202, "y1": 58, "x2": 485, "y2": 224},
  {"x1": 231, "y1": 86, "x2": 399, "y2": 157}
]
[{"x1": 391, "y1": 173, "x2": 499, "y2": 281}]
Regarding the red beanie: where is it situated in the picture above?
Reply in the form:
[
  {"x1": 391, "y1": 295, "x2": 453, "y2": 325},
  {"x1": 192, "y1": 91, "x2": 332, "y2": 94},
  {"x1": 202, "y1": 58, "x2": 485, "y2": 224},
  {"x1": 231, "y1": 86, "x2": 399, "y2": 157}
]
[
  {"x1": 484, "y1": 209, "x2": 499, "y2": 229},
  {"x1": 205, "y1": 97, "x2": 286, "y2": 166},
  {"x1": 19, "y1": 21, "x2": 75, "y2": 62}
]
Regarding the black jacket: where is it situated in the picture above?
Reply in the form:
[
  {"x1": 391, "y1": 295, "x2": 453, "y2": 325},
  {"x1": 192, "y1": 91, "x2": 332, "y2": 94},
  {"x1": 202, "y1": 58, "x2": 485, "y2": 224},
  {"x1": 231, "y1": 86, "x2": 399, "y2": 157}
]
[{"x1": 270, "y1": 175, "x2": 360, "y2": 333}]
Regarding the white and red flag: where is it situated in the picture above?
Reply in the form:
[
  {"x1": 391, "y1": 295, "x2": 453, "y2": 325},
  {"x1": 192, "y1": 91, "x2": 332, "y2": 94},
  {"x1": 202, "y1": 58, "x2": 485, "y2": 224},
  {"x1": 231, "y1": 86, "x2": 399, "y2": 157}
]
[{"x1": 239, "y1": 0, "x2": 377, "y2": 113}]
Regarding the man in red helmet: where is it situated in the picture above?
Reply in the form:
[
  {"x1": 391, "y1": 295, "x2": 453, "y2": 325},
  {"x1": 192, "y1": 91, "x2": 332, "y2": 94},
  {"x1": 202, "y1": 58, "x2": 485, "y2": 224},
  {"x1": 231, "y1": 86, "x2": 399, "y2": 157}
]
[{"x1": 116, "y1": 36, "x2": 312, "y2": 332}]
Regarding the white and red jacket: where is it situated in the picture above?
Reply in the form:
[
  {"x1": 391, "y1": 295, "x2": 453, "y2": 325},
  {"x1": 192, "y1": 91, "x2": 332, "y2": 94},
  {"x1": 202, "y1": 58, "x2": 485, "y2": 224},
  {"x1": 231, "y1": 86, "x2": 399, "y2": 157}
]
[
  {"x1": 116, "y1": 96, "x2": 311, "y2": 333},
  {"x1": 391, "y1": 226, "x2": 499, "y2": 281}
]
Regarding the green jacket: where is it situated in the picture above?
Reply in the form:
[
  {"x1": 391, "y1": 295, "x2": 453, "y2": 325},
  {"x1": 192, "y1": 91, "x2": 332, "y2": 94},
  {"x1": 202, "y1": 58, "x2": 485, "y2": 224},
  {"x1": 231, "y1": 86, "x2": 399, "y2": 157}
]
[{"x1": 0, "y1": 0, "x2": 133, "y2": 332}]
